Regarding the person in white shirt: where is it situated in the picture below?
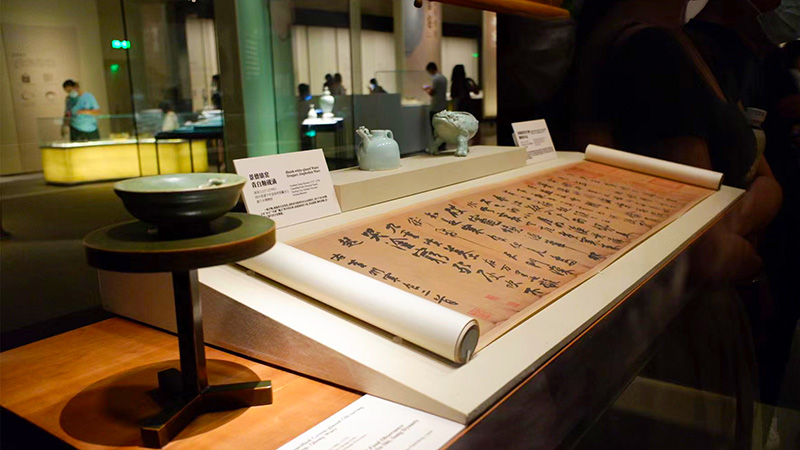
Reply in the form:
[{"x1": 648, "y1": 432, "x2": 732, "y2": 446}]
[{"x1": 160, "y1": 102, "x2": 179, "y2": 132}]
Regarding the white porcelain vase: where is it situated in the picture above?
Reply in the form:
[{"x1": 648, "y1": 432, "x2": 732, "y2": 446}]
[{"x1": 320, "y1": 87, "x2": 335, "y2": 118}]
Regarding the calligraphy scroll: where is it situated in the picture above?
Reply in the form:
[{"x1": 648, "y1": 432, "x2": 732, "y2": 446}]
[{"x1": 288, "y1": 160, "x2": 713, "y2": 352}]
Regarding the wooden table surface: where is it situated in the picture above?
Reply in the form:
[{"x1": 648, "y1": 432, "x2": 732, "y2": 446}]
[{"x1": 0, "y1": 318, "x2": 360, "y2": 449}]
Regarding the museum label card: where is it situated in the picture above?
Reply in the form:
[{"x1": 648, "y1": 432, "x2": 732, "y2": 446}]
[
  {"x1": 512, "y1": 119, "x2": 557, "y2": 164},
  {"x1": 234, "y1": 149, "x2": 341, "y2": 228},
  {"x1": 276, "y1": 395, "x2": 464, "y2": 450}
]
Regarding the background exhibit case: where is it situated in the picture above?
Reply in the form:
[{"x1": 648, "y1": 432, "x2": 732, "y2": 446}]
[
  {"x1": 99, "y1": 150, "x2": 743, "y2": 423},
  {"x1": 37, "y1": 115, "x2": 210, "y2": 184}
]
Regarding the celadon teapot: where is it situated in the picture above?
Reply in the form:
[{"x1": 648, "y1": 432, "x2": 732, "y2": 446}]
[{"x1": 356, "y1": 126, "x2": 400, "y2": 171}]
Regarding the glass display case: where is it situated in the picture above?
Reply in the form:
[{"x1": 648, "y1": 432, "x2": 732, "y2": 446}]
[{"x1": 4, "y1": 1, "x2": 795, "y2": 450}]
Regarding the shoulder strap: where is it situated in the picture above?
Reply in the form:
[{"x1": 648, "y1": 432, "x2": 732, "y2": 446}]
[
  {"x1": 613, "y1": 22, "x2": 728, "y2": 104},
  {"x1": 668, "y1": 29, "x2": 729, "y2": 103}
]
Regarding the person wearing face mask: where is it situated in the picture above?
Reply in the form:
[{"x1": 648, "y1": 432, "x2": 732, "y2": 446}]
[
  {"x1": 62, "y1": 79, "x2": 100, "y2": 142},
  {"x1": 574, "y1": 0, "x2": 783, "y2": 283},
  {"x1": 573, "y1": 1, "x2": 788, "y2": 447}
]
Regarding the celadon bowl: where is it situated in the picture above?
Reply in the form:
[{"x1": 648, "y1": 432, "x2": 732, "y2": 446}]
[{"x1": 114, "y1": 173, "x2": 247, "y2": 228}]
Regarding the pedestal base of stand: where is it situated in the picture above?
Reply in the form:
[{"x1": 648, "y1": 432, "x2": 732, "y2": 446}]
[
  {"x1": 141, "y1": 368, "x2": 272, "y2": 448},
  {"x1": 83, "y1": 216, "x2": 277, "y2": 448}
]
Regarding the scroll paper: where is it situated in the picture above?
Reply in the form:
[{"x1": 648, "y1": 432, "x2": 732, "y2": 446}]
[{"x1": 246, "y1": 149, "x2": 718, "y2": 361}]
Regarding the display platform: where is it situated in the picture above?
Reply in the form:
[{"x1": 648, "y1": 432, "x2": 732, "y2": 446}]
[
  {"x1": 40, "y1": 138, "x2": 208, "y2": 184},
  {"x1": 330, "y1": 145, "x2": 527, "y2": 211},
  {"x1": 99, "y1": 151, "x2": 743, "y2": 424}
]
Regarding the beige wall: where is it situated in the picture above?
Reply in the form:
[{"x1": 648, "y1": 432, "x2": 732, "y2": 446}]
[
  {"x1": 292, "y1": 25, "x2": 397, "y2": 96},
  {"x1": 292, "y1": 26, "x2": 353, "y2": 96},
  {"x1": 361, "y1": 30, "x2": 396, "y2": 87},
  {"x1": 186, "y1": 17, "x2": 219, "y2": 111},
  {"x1": 0, "y1": 30, "x2": 21, "y2": 174},
  {"x1": 441, "y1": 36, "x2": 479, "y2": 85},
  {"x1": 0, "y1": 0, "x2": 108, "y2": 175}
]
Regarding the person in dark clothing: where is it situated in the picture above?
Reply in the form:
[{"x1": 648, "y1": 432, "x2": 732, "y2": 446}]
[
  {"x1": 576, "y1": 0, "x2": 784, "y2": 283},
  {"x1": 369, "y1": 78, "x2": 386, "y2": 94},
  {"x1": 424, "y1": 61, "x2": 449, "y2": 150},
  {"x1": 450, "y1": 64, "x2": 482, "y2": 143},
  {"x1": 450, "y1": 64, "x2": 479, "y2": 113},
  {"x1": 423, "y1": 61, "x2": 448, "y2": 114},
  {"x1": 331, "y1": 73, "x2": 346, "y2": 95},
  {"x1": 211, "y1": 74, "x2": 222, "y2": 110},
  {"x1": 573, "y1": 1, "x2": 785, "y2": 446},
  {"x1": 298, "y1": 83, "x2": 311, "y2": 101},
  {"x1": 323, "y1": 73, "x2": 333, "y2": 92},
  {"x1": 574, "y1": 0, "x2": 781, "y2": 224}
]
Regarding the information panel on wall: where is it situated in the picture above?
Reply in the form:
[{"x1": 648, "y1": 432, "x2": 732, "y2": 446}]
[{"x1": 1, "y1": 24, "x2": 80, "y2": 171}]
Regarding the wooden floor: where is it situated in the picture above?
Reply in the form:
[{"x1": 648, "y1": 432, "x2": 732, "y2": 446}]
[{"x1": 0, "y1": 318, "x2": 361, "y2": 449}]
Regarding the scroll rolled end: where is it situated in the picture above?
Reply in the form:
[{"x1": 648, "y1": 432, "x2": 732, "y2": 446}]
[{"x1": 455, "y1": 321, "x2": 480, "y2": 364}]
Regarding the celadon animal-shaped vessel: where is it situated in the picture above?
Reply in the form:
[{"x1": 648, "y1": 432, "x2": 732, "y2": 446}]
[
  {"x1": 428, "y1": 111, "x2": 479, "y2": 157},
  {"x1": 356, "y1": 126, "x2": 401, "y2": 171}
]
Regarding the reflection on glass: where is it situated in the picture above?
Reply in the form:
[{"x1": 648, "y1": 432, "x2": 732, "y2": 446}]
[
  {"x1": 121, "y1": 0, "x2": 223, "y2": 169},
  {"x1": 375, "y1": 70, "x2": 431, "y2": 106},
  {"x1": 284, "y1": 0, "x2": 356, "y2": 168},
  {"x1": 281, "y1": 0, "x2": 493, "y2": 167}
]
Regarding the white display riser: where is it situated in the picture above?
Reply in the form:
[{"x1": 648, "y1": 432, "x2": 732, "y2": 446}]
[{"x1": 330, "y1": 145, "x2": 527, "y2": 212}]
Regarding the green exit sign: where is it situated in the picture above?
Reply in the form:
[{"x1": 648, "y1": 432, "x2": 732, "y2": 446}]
[{"x1": 111, "y1": 40, "x2": 131, "y2": 49}]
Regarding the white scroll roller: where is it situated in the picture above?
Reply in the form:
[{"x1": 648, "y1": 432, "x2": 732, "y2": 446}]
[
  {"x1": 240, "y1": 243, "x2": 480, "y2": 364},
  {"x1": 585, "y1": 144, "x2": 723, "y2": 190}
]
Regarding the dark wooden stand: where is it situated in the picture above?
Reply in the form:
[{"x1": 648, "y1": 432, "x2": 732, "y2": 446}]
[{"x1": 83, "y1": 213, "x2": 276, "y2": 448}]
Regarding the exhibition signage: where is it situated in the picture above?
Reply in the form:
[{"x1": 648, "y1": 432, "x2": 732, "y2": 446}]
[
  {"x1": 275, "y1": 395, "x2": 464, "y2": 450},
  {"x1": 234, "y1": 149, "x2": 341, "y2": 228},
  {"x1": 511, "y1": 119, "x2": 557, "y2": 164}
]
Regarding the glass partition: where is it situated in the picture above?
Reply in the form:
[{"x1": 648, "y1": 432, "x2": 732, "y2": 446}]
[
  {"x1": 109, "y1": 0, "x2": 494, "y2": 173},
  {"x1": 1, "y1": 0, "x2": 505, "y2": 354},
  {"x1": 273, "y1": 0, "x2": 494, "y2": 164},
  {"x1": 120, "y1": 0, "x2": 222, "y2": 168},
  {"x1": 280, "y1": 0, "x2": 357, "y2": 168}
]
